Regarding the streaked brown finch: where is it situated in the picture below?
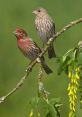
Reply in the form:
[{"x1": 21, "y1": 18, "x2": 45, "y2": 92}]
[{"x1": 33, "y1": 7, "x2": 56, "y2": 58}]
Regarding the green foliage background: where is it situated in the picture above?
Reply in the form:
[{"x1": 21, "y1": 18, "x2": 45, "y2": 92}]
[{"x1": 0, "y1": 0, "x2": 82, "y2": 116}]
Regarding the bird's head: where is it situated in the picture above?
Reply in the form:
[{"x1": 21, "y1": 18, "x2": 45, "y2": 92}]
[
  {"x1": 13, "y1": 28, "x2": 27, "y2": 39},
  {"x1": 32, "y1": 8, "x2": 47, "y2": 17}
]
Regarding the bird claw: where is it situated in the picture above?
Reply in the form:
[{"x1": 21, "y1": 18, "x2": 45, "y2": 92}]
[
  {"x1": 26, "y1": 66, "x2": 32, "y2": 72},
  {"x1": 28, "y1": 66, "x2": 32, "y2": 72},
  {"x1": 26, "y1": 62, "x2": 32, "y2": 72}
]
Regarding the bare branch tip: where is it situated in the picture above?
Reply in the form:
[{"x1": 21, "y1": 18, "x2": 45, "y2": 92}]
[{"x1": 0, "y1": 96, "x2": 5, "y2": 103}]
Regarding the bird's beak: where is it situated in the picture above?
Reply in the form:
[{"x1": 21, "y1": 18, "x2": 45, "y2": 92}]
[
  {"x1": 13, "y1": 31, "x2": 18, "y2": 35},
  {"x1": 32, "y1": 10, "x2": 37, "y2": 14}
]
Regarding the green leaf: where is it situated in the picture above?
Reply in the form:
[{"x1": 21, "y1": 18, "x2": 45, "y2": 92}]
[
  {"x1": 57, "y1": 56, "x2": 71, "y2": 75},
  {"x1": 72, "y1": 48, "x2": 79, "y2": 61},
  {"x1": 45, "y1": 98, "x2": 62, "y2": 117},
  {"x1": 57, "y1": 63, "x2": 64, "y2": 75},
  {"x1": 45, "y1": 103, "x2": 58, "y2": 117},
  {"x1": 29, "y1": 96, "x2": 40, "y2": 108},
  {"x1": 63, "y1": 56, "x2": 71, "y2": 64},
  {"x1": 49, "y1": 98, "x2": 62, "y2": 107},
  {"x1": 50, "y1": 98, "x2": 62, "y2": 117}
]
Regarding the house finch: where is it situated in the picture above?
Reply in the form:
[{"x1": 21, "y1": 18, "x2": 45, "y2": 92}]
[
  {"x1": 33, "y1": 8, "x2": 56, "y2": 59},
  {"x1": 13, "y1": 28, "x2": 52, "y2": 74}
]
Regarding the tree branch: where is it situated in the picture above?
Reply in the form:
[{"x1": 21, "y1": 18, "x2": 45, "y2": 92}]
[{"x1": 0, "y1": 18, "x2": 82, "y2": 103}]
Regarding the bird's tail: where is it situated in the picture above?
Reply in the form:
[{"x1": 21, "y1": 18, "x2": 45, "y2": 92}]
[
  {"x1": 40, "y1": 59, "x2": 53, "y2": 74},
  {"x1": 48, "y1": 44, "x2": 56, "y2": 59}
]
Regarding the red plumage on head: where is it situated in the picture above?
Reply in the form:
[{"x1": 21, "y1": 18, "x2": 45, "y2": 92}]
[
  {"x1": 14, "y1": 28, "x2": 28, "y2": 39},
  {"x1": 15, "y1": 28, "x2": 27, "y2": 35}
]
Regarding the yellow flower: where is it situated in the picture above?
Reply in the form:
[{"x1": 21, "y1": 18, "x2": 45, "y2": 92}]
[
  {"x1": 76, "y1": 67, "x2": 80, "y2": 72},
  {"x1": 75, "y1": 73, "x2": 80, "y2": 80},
  {"x1": 68, "y1": 72, "x2": 72, "y2": 78},
  {"x1": 29, "y1": 109, "x2": 33, "y2": 117}
]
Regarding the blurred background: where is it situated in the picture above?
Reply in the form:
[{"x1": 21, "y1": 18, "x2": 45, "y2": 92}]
[{"x1": 0, "y1": 0, "x2": 82, "y2": 116}]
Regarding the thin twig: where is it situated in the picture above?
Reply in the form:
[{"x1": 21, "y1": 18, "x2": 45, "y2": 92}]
[
  {"x1": 38, "y1": 64, "x2": 49, "y2": 103},
  {"x1": 0, "y1": 18, "x2": 82, "y2": 103}
]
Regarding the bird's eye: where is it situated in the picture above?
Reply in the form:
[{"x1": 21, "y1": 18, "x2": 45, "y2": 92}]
[
  {"x1": 38, "y1": 9, "x2": 40, "y2": 12},
  {"x1": 20, "y1": 32, "x2": 22, "y2": 34}
]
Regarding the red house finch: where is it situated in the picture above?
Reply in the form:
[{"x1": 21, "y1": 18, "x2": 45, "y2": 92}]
[
  {"x1": 13, "y1": 28, "x2": 52, "y2": 74},
  {"x1": 33, "y1": 8, "x2": 56, "y2": 59}
]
